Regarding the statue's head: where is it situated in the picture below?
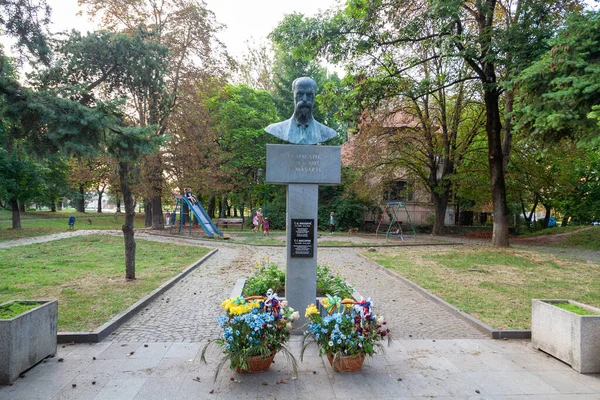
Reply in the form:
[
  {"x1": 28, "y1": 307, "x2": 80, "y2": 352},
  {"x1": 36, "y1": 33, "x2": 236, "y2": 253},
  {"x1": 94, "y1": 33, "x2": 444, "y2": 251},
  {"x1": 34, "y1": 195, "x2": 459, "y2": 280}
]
[{"x1": 292, "y1": 77, "x2": 317, "y2": 119}]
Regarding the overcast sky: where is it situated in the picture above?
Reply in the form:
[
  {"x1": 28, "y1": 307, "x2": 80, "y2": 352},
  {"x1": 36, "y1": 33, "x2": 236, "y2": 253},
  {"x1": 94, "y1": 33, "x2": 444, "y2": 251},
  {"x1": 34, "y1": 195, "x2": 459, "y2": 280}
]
[{"x1": 16, "y1": 0, "x2": 342, "y2": 59}]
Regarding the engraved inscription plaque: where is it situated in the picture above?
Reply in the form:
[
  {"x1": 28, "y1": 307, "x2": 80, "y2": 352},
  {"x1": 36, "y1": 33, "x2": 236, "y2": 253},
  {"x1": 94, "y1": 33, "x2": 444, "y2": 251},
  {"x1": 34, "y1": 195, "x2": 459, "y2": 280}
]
[
  {"x1": 291, "y1": 219, "x2": 314, "y2": 258},
  {"x1": 266, "y1": 144, "x2": 341, "y2": 185}
]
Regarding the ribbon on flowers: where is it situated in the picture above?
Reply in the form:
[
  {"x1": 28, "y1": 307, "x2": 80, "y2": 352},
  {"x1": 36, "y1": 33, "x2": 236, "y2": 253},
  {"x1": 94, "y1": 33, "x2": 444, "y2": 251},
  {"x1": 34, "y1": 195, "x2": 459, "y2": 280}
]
[
  {"x1": 264, "y1": 288, "x2": 282, "y2": 320},
  {"x1": 323, "y1": 294, "x2": 342, "y2": 315},
  {"x1": 353, "y1": 297, "x2": 373, "y2": 323}
]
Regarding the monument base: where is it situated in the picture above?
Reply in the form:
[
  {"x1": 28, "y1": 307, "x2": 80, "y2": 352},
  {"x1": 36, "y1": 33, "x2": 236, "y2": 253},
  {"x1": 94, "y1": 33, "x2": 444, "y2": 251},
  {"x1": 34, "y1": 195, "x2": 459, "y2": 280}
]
[{"x1": 286, "y1": 184, "x2": 318, "y2": 329}]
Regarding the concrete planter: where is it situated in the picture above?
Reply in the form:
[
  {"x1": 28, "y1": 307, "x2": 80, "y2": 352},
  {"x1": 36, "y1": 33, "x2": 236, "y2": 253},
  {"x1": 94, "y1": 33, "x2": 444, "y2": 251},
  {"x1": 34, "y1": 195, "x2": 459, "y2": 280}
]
[
  {"x1": 0, "y1": 300, "x2": 58, "y2": 384},
  {"x1": 531, "y1": 299, "x2": 600, "y2": 373}
]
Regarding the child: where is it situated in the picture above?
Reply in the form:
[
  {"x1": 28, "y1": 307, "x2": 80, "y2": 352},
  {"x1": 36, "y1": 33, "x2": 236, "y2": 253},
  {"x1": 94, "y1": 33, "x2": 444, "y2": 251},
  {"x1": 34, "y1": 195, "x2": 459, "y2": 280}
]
[
  {"x1": 329, "y1": 211, "x2": 335, "y2": 234},
  {"x1": 184, "y1": 187, "x2": 197, "y2": 204},
  {"x1": 252, "y1": 211, "x2": 259, "y2": 233},
  {"x1": 263, "y1": 217, "x2": 269, "y2": 236},
  {"x1": 165, "y1": 210, "x2": 171, "y2": 226},
  {"x1": 68, "y1": 216, "x2": 76, "y2": 230}
]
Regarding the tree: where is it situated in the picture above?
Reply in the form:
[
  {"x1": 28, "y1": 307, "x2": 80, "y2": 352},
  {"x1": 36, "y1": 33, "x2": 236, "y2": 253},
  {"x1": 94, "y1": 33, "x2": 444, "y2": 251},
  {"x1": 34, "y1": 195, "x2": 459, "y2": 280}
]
[
  {"x1": 0, "y1": 0, "x2": 52, "y2": 228},
  {"x1": 513, "y1": 11, "x2": 600, "y2": 145},
  {"x1": 35, "y1": 29, "x2": 169, "y2": 280},
  {"x1": 271, "y1": 0, "x2": 580, "y2": 246},
  {"x1": 207, "y1": 84, "x2": 279, "y2": 214},
  {"x1": 78, "y1": 0, "x2": 230, "y2": 229}
]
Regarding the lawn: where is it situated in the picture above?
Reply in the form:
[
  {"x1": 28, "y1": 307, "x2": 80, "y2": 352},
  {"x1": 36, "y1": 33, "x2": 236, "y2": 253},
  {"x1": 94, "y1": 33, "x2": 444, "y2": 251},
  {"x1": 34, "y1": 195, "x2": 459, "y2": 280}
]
[
  {"x1": 0, "y1": 212, "x2": 147, "y2": 242},
  {"x1": 0, "y1": 235, "x2": 209, "y2": 331},
  {"x1": 365, "y1": 246, "x2": 600, "y2": 330}
]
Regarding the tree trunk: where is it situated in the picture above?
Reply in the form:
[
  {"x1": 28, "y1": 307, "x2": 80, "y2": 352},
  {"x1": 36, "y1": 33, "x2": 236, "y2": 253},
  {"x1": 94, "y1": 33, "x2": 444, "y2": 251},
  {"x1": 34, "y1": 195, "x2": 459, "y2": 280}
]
[
  {"x1": 484, "y1": 88, "x2": 510, "y2": 247},
  {"x1": 431, "y1": 192, "x2": 449, "y2": 235},
  {"x1": 97, "y1": 189, "x2": 104, "y2": 213},
  {"x1": 19, "y1": 202, "x2": 25, "y2": 213},
  {"x1": 219, "y1": 197, "x2": 227, "y2": 218},
  {"x1": 119, "y1": 161, "x2": 136, "y2": 281},
  {"x1": 543, "y1": 204, "x2": 551, "y2": 229},
  {"x1": 10, "y1": 198, "x2": 21, "y2": 229},
  {"x1": 561, "y1": 215, "x2": 569, "y2": 227},
  {"x1": 208, "y1": 196, "x2": 216, "y2": 218},
  {"x1": 77, "y1": 184, "x2": 86, "y2": 213},
  {"x1": 116, "y1": 198, "x2": 121, "y2": 213},
  {"x1": 144, "y1": 200, "x2": 152, "y2": 227},
  {"x1": 151, "y1": 197, "x2": 164, "y2": 229},
  {"x1": 51, "y1": 202, "x2": 57, "y2": 212}
]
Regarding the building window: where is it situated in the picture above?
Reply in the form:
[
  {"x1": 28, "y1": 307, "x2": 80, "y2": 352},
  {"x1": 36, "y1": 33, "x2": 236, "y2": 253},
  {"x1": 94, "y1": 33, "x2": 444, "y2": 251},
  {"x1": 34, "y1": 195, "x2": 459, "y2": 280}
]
[{"x1": 385, "y1": 180, "x2": 413, "y2": 202}]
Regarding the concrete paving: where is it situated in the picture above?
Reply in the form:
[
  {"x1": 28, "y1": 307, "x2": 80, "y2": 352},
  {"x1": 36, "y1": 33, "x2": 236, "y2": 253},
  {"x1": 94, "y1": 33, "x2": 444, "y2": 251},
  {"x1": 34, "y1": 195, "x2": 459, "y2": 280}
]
[{"x1": 2, "y1": 338, "x2": 600, "y2": 399}]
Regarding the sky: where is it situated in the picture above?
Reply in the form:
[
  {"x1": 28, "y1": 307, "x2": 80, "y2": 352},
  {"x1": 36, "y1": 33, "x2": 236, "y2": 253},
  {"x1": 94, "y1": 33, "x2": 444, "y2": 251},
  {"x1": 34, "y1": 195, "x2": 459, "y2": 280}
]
[{"x1": 10, "y1": 0, "x2": 342, "y2": 60}]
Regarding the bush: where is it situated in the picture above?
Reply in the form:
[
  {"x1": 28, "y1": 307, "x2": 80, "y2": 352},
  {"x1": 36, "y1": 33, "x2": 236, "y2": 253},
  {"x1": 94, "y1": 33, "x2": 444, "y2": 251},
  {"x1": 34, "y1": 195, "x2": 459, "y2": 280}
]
[
  {"x1": 243, "y1": 260, "x2": 354, "y2": 298},
  {"x1": 316, "y1": 265, "x2": 354, "y2": 298},
  {"x1": 243, "y1": 259, "x2": 285, "y2": 296}
]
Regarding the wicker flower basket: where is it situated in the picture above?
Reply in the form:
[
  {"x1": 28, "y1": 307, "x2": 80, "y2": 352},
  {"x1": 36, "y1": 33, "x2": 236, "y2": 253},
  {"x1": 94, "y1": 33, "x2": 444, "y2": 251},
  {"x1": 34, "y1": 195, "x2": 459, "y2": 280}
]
[
  {"x1": 326, "y1": 353, "x2": 365, "y2": 372},
  {"x1": 236, "y1": 352, "x2": 276, "y2": 374}
]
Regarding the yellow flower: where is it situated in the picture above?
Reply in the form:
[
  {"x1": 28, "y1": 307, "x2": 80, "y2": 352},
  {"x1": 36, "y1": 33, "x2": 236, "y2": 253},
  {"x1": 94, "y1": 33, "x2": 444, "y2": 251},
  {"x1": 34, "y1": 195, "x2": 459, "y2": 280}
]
[
  {"x1": 228, "y1": 301, "x2": 260, "y2": 315},
  {"x1": 305, "y1": 304, "x2": 319, "y2": 318},
  {"x1": 221, "y1": 298, "x2": 233, "y2": 311}
]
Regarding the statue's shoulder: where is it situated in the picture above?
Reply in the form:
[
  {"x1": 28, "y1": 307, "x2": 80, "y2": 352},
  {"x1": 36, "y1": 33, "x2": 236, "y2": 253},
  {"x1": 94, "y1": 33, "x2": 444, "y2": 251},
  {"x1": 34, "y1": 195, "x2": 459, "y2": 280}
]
[
  {"x1": 265, "y1": 118, "x2": 292, "y2": 139},
  {"x1": 314, "y1": 120, "x2": 338, "y2": 141}
]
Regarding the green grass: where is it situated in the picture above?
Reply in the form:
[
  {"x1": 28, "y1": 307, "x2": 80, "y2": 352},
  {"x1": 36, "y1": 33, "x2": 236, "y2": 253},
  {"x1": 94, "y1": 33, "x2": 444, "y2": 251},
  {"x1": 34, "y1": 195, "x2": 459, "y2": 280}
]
[
  {"x1": 0, "y1": 301, "x2": 41, "y2": 319},
  {"x1": 366, "y1": 246, "x2": 600, "y2": 330},
  {"x1": 516, "y1": 225, "x2": 582, "y2": 237},
  {"x1": 0, "y1": 235, "x2": 209, "y2": 331},
  {"x1": 561, "y1": 227, "x2": 600, "y2": 250},
  {"x1": 555, "y1": 302, "x2": 599, "y2": 315},
  {"x1": 0, "y1": 213, "x2": 147, "y2": 242}
]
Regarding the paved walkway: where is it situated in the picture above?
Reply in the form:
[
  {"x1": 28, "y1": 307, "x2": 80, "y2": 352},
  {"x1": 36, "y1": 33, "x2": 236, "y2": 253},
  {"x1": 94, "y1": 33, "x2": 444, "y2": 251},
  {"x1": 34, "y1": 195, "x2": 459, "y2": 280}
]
[
  {"x1": 2, "y1": 338, "x2": 600, "y2": 399},
  {"x1": 110, "y1": 238, "x2": 485, "y2": 342}
]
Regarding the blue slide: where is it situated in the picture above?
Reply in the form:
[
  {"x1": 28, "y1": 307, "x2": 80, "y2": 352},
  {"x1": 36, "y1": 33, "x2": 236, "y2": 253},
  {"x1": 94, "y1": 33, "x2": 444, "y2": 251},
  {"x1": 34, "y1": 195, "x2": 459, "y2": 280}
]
[{"x1": 181, "y1": 196, "x2": 224, "y2": 238}]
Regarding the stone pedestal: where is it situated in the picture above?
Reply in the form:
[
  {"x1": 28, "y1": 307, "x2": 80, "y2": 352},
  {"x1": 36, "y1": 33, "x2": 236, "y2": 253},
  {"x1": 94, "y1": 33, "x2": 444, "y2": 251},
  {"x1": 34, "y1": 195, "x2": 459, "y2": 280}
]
[{"x1": 266, "y1": 144, "x2": 341, "y2": 328}]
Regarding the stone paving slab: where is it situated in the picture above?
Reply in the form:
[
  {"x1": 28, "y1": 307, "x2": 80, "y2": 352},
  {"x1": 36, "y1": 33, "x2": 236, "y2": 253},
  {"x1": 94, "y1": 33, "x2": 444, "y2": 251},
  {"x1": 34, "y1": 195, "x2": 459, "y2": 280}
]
[
  {"x1": 109, "y1": 242, "x2": 485, "y2": 343},
  {"x1": 2, "y1": 338, "x2": 600, "y2": 399}
]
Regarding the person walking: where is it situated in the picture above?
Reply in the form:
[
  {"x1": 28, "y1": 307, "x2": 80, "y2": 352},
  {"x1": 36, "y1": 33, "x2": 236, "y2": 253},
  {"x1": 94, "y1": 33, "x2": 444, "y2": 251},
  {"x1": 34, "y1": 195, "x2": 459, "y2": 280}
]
[
  {"x1": 329, "y1": 211, "x2": 335, "y2": 234},
  {"x1": 263, "y1": 217, "x2": 270, "y2": 236},
  {"x1": 252, "y1": 211, "x2": 259, "y2": 233}
]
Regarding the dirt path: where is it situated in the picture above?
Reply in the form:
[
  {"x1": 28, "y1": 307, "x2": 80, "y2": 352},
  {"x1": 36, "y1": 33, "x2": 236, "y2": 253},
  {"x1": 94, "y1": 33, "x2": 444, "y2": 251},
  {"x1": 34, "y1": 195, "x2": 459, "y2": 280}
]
[{"x1": 0, "y1": 229, "x2": 122, "y2": 249}]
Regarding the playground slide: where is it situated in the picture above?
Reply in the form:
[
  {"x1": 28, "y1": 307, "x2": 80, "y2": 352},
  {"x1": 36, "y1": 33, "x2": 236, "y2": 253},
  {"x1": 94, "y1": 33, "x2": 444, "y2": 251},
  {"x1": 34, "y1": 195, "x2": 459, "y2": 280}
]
[{"x1": 181, "y1": 196, "x2": 224, "y2": 238}]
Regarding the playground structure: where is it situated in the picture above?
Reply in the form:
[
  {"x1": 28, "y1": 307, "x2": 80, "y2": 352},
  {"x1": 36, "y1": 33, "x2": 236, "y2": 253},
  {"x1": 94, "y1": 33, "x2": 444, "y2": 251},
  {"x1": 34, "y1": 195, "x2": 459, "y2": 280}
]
[
  {"x1": 169, "y1": 194, "x2": 224, "y2": 238},
  {"x1": 376, "y1": 202, "x2": 417, "y2": 242}
]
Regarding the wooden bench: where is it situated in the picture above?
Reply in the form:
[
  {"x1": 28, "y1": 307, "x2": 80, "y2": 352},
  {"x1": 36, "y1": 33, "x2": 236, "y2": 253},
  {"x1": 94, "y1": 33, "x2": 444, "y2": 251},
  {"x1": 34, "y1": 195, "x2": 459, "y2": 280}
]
[{"x1": 216, "y1": 218, "x2": 244, "y2": 230}]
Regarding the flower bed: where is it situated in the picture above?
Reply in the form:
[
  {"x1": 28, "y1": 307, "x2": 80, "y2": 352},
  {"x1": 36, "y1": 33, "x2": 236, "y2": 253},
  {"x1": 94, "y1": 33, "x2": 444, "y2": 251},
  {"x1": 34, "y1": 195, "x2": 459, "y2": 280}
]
[{"x1": 243, "y1": 258, "x2": 354, "y2": 298}]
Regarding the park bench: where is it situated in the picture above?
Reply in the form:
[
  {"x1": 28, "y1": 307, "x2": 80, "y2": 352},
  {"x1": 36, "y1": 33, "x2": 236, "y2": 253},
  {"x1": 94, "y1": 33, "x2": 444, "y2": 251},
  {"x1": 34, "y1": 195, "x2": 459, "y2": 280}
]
[{"x1": 216, "y1": 217, "x2": 244, "y2": 230}]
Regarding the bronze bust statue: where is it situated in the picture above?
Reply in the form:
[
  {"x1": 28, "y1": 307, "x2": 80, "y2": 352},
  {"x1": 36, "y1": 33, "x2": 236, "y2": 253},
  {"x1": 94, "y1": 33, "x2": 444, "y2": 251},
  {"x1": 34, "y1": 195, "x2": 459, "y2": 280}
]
[{"x1": 265, "y1": 77, "x2": 338, "y2": 145}]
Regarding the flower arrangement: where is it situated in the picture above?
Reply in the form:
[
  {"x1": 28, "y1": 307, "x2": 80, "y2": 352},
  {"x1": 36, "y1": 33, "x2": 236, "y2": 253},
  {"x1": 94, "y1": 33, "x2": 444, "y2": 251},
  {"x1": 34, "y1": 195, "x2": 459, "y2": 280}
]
[
  {"x1": 302, "y1": 295, "x2": 391, "y2": 372},
  {"x1": 202, "y1": 289, "x2": 298, "y2": 379}
]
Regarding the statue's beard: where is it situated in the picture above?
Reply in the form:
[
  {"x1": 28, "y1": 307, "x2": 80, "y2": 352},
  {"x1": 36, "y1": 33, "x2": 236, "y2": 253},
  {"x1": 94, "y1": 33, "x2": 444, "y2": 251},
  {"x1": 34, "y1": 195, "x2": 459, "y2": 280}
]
[{"x1": 294, "y1": 104, "x2": 312, "y2": 126}]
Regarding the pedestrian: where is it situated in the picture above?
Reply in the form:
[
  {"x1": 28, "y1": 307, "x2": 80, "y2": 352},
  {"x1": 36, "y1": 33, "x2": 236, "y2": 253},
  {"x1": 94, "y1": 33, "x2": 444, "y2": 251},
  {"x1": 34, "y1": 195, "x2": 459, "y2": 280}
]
[
  {"x1": 165, "y1": 210, "x2": 171, "y2": 226},
  {"x1": 329, "y1": 211, "x2": 335, "y2": 234},
  {"x1": 252, "y1": 211, "x2": 259, "y2": 233},
  {"x1": 68, "y1": 216, "x2": 76, "y2": 230},
  {"x1": 263, "y1": 217, "x2": 269, "y2": 236},
  {"x1": 257, "y1": 208, "x2": 263, "y2": 231}
]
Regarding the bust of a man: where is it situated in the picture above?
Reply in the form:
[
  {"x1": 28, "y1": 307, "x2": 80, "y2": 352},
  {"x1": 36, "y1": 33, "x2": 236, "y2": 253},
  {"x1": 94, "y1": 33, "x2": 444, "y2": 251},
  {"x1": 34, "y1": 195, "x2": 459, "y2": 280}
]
[{"x1": 265, "y1": 77, "x2": 338, "y2": 145}]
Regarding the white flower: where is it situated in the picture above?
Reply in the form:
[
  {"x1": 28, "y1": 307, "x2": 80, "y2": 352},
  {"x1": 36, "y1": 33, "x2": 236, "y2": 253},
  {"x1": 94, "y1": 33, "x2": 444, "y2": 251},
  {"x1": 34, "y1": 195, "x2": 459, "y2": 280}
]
[
  {"x1": 288, "y1": 307, "x2": 294, "y2": 313},
  {"x1": 281, "y1": 300, "x2": 288, "y2": 308},
  {"x1": 291, "y1": 311, "x2": 300, "y2": 321},
  {"x1": 376, "y1": 315, "x2": 385, "y2": 324},
  {"x1": 287, "y1": 322, "x2": 293, "y2": 329}
]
